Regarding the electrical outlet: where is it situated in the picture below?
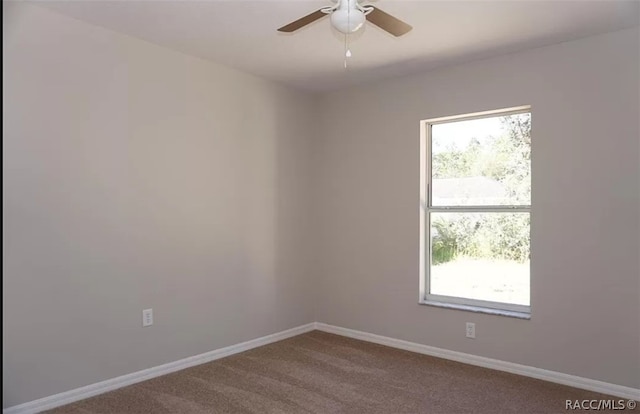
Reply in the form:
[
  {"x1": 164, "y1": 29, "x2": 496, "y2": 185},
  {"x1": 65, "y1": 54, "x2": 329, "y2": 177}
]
[
  {"x1": 465, "y1": 322, "x2": 475, "y2": 339},
  {"x1": 142, "y1": 309, "x2": 153, "y2": 327}
]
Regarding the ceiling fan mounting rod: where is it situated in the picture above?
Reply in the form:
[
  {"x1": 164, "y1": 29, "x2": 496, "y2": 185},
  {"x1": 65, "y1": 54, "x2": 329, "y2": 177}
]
[
  {"x1": 337, "y1": 0, "x2": 354, "y2": 10},
  {"x1": 332, "y1": 0, "x2": 372, "y2": 14}
]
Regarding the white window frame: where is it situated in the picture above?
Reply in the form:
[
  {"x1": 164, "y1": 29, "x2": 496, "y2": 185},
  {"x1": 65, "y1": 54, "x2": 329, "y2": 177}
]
[{"x1": 419, "y1": 106, "x2": 532, "y2": 316}]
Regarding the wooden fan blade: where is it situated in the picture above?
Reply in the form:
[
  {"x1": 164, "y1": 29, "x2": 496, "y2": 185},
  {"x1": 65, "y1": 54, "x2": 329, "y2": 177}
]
[
  {"x1": 277, "y1": 9, "x2": 327, "y2": 33},
  {"x1": 366, "y1": 6, "x2": 412, "y2": 37}
]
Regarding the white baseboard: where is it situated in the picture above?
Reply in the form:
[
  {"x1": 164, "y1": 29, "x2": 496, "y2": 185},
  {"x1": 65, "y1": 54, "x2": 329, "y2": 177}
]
[
  {"x1": 5, "y1": 321, "x2": 638, "y2": 413},
  {"x1": 316, "y1": 322, "x2": 640, "y2": 401},
  {"x1": 3, "y1": 323, "x2": 317, "y2": 414}
]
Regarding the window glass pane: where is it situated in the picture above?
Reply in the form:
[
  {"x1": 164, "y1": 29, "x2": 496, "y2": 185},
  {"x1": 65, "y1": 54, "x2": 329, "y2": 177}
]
[
  {"x1": 430, "y1": 212, "x2": 530, "y2": 306},
  {"x1": 431, "y1": 113, "x2": 531, "y2": 206}
]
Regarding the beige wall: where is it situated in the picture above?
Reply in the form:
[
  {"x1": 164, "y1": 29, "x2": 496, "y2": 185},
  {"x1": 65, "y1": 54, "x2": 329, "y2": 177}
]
[
  {"x1": 314, "y1": 27, "x2": 640, "y2": 389},
  {"x1": 3, "y1": 3, "x2": 316, "y2": 407}
]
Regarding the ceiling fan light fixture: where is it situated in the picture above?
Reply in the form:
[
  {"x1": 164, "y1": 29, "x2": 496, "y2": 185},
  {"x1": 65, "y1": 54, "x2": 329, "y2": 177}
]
[{"x1": 330, "y1": 9, "x2": 365, "y2": 34}]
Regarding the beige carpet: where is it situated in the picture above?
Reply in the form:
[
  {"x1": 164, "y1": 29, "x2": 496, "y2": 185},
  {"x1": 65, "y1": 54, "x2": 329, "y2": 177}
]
[{"x1": 46, "y1": 331, "x2": 633, "y2": 414}]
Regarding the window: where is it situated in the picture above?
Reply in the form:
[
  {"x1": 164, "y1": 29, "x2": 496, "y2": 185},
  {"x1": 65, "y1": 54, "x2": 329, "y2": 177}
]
[{"x1": 420, "y1": 106, "x2": 531, "y2": 316}]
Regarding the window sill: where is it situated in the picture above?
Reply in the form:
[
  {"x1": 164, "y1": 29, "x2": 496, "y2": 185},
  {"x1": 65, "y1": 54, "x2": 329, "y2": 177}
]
[{"x1": 419, "y1": 300, "x2": 531, "y2": 320}]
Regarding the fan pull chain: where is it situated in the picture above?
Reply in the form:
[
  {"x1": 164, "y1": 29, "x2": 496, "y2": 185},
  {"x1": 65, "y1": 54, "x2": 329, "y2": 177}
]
[
  {"x1": 344, "y1": 33, "x2": 348, "y2": 68},
  {"x1": 344, "y1": 4, "x2": 351, "y2": 69}
]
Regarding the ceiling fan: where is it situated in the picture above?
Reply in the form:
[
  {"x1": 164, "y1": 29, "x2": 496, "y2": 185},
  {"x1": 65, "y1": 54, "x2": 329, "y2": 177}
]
[{"x1": 277, "y1": 0, "x2": 412, "y2": 37}]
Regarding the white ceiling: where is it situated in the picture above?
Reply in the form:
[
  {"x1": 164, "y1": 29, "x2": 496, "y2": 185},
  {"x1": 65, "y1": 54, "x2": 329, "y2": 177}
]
[{"x1": 31, "y1": 0, "x2": 640, "y2": 93}]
